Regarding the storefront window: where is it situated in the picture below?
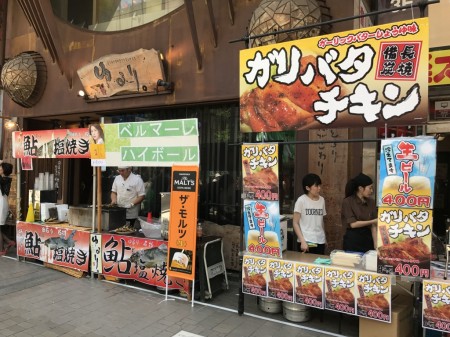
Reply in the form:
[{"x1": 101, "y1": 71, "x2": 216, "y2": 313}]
[
  {"x1": 51, "y1": 0, "x2": 184, "y2": 31},
  {"x1": 102, "y1": 104, "x2": 295, "y2": 226}
]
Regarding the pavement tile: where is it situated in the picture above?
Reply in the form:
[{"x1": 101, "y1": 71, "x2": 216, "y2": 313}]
[{"x1": 0, "y1": 257, "x2": 346, "y2": 337}]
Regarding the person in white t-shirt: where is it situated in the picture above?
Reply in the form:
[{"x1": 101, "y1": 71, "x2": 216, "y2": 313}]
[
  {"x1": 293, "y1": 173, "x2": 327, "y2": 254},
  {"x1": 111, "y1": 166, "x2": 145, "y2": 228}
]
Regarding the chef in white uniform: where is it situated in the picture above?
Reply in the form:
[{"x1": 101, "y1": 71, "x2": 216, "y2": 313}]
[{"x1": 111, "y1": 166, "x2": 145, "y2": 228}]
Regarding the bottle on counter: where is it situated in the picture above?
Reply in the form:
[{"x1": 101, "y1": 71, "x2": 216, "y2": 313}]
[
  {"x1": 197, "y1": 222, "x2": 203, "y2": 238},
  {"x1": 147, "y1": 212, "x2": 152, "y2": 223}
]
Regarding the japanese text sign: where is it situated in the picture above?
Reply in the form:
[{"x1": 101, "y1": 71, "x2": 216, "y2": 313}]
[
  {"x1": 77, "y1": 48, "x2": 165, "y2": 99},
  {"x1": 242, "y1": 255, "x2": 268, "y2": 296},
  {"x1": 378, "y1": 137, "x2": 436, "y2": 209},
  {"x1": 294, "y1": 263, "x2": 324, "y2": 309},
  {"x1": 243, "y1": 253, "x2": 392, "y2": 320},
  {"x1": 267, "y1": 259, "x2": 295, "y2": 302},
  {"x1": 243, "y1": 200, "x2": 282, "y2": 258},
  {"x1": 377, "y1": 207, "x2": 432, "y2": 278},
  {"x1": 355, "y1": 271, "x2": 392, "y2": 322},
  {"x1": 242, "y1": 143, "x2": 279, "y2": 201},
  {"x1": 167, "y1": 165, "x2": 199, "y2": 281},
  {"x1": 12, "y1": 129, "x2": 90, "y2": 159},
  {"x1": 324, "y1": 266, "x2": 356, "y2": 315},
  {"x1": 16, "y1": 222, "x2": 90, "y2": 272},
  {"x1": 429, "y1": 48, "x2": 450, "y2": 86},
  {"x1": 423, "y1": 279, "x2": 450, "y2": 332},
  {"x1": 103, "y1": 118, "x2": 199, "y2": 167},
  {"x1": 239, "y1": 18, "x2": 429, "y2": 132},
  {"x1": 94, "y1": 233, "x2": 186, "y2": 289}
]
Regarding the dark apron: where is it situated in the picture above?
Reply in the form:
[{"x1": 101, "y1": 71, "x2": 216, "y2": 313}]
[{"x1": 343, "y1": 227, "x2": 374, "y2": 253}]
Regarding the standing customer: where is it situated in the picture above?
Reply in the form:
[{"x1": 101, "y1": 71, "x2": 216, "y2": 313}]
[
  {"x1": 293, "y1": 173, "x2": 327, "y2": 254},
  {"x1": 111, "y1": 166, "x2": 145, "y2": 228},
  {"x1": 0, "y1": 162, "x2": 15, "y2": 255},
  {"x1": 341, "y1": 173, "x2": 378, "y2": 253}
]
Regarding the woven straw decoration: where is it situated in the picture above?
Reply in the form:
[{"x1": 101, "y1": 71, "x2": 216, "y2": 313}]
[{"x1": 248, "y1": 0, "x2": 323, "y2": 48}]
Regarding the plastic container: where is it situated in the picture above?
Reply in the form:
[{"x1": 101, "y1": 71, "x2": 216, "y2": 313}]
[
  {"x1": 362, "y1": 250, "x2": 378, "y2": 271},
  {"x1": 197, "y1": 222, "x2": 203, "y2": 238},
  {"x1": 330, "y1": 249, "x2": 363, "y2": 268},
  {"x1": 138, "y1": 217, "x2": 162, "y2": 238}
]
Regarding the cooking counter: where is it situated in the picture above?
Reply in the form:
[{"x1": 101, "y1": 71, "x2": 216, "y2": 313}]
[{"x1": 68, "y1": 205, "x2": 126, "y2": 231}]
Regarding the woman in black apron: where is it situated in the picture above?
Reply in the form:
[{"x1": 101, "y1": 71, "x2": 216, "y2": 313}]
[{"x1": 341, "y1": 173, "x2": 377, "y2": 253}]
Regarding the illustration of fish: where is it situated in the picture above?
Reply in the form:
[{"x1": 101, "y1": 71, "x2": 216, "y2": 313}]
[
  {"x1": 43, "y1": 230, "x2": 77, "y2": 250},
  {"x1": 129, "y1": 243, "x2": 168, "y2": 269}
]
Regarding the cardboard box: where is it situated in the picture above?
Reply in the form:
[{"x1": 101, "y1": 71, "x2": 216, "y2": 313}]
[{"x1": 359, "y1": 291, "x2": 414, "y2": 337}]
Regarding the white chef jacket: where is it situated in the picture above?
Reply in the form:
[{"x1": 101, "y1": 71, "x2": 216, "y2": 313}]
[{"x1": 111, "y1": 172, "x2": 145, "y2": 219}]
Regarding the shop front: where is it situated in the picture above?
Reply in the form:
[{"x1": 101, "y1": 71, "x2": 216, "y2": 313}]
[{"x1": 1, "y1": 1, "x2": 450, "y2": 337}]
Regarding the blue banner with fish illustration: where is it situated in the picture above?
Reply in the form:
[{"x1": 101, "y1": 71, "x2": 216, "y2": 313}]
[
  {"x1": 16, "y1": 222, "x2": 90, "y2": 272},
  {"x1": 378, "y1": 136, "x2": 436, "y2": 209},
  {"x1": 95, "y1": 233, "x2": 186, "y2": 289},
  {"x1": 243, "y1": 200, "x2": 282, "y2": 258}
]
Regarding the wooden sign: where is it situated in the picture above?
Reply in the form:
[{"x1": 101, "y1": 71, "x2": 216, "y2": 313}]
[{"x1": 77, "y1": 48, "x2": 165, "y2": 99}]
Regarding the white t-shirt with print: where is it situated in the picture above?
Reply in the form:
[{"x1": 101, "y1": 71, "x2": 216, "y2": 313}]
[{"x1": 293, "y1": 194, "x2": 327, "y2": 244}]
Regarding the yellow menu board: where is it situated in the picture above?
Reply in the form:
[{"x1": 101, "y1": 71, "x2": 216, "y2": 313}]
[
  {"x1": 355, "y1": 271, "x2": 392, "y2": 322},
  {"x1": 242, "y1": 255, "x2": 268, "y2": 297},
  {"x1": 267, "y1": 259, "x2": 294, "y2": 302},
  {"x1": 324, "y1": 267, "x2": 356, "y2": 315},
  {"x1": 294, "y1": 263, "x2": 324, "y2": 309}
]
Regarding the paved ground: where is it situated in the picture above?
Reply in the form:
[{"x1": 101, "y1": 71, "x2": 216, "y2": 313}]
[{"x1": 0, "y1": 256, "x2": 350, "y2": 337}]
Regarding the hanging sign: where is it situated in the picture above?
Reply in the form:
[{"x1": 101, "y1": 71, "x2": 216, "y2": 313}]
[
  {"x1": 77, "y1": 48, "x2": 165, "y2": 99},
  {"x1": 355, "y1": 271, "x2": 392, "y2": 322},
  {"x1": 378, "y1": 137, "x2": 436, "y2": 209},
  {"x1": 242, "y1": 254, "x2": 268, "y2": 297},
  {"x1": 377, "y1": 207, "x2": 432, "y2": 278},
  {"x1": 267, "y1": 259, "x2": 295, "y2": 302},
  {"x1": 242, "y1": 143, "x2": 279, "y2": 201},
  {"x1": 88, "y1": 123, "x2": 106, "y2": 167},
  {"x1": 294, "y1": 263, "x2": 324, "y2": 309},
  {"x1": 12, "y1": 129, "x2": 90, "y2": 159},
  {"x1": 103, "y1": 118, "x2": 199, "y2": 167},
  {"x1": 242, "y1": 143, "x2": 282, "y2": 258},
  {"x1": 239, "y1": 18, "x2": 429, "y2": 132},
  {"x1": 167, "y1": 165, "x2": 199, "y2": 281},
  {"x1": 423, "y1": 279, "x2": 450, "y2": 333},
  {"x1": 324, "y1": 266, "x2": 357, "y2": 315},
  {"x1": 429, "y1": 48, "x2": 450, "y2": 86}
]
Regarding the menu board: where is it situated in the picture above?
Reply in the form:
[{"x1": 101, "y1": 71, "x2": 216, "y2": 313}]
[
  {"x1": 377, "y1": 136, "x2": 436, "y2": 278},
  {"x1": 423, "y1": 279, "x2": 450, "y2": 333},
  {"x1": 324, "y1": 267, "x2": 356, "y2": 315},
  {"x1": 243, "y1": 200, "x2": 282, "y2": 257},
  {"x1": 377, "y1": 207, "x2": 432, "y2": 278},
  {"x1": 242, "y1": 255, "x2": 268, "y2": 297},
  {"x1": 242, "y1": 143, "x2": 282, "y2": 258},
  {"x1": 355, "y1": 271, "x2": 392, "y2": 322},
  {"x1": 267, "y1": 259, "x2": 295, "y2": 302},
  {"x1": 242, "y1": 254, "x2": 392, "y2": 322},
  {"x1": 294, "y1": 263, "x2": 324, "y2": 309},
  {"x1": 378, "y1": 137, "x2": 436, "y2": 209}
]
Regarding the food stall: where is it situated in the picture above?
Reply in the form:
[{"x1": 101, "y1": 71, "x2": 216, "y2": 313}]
[
  {"x1": 12, "y1": 119, "x2": 199, "y2": 293},
  {"x1": 236, "y1": 15, "x2": 445, "y2": 337}
]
